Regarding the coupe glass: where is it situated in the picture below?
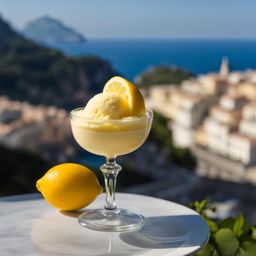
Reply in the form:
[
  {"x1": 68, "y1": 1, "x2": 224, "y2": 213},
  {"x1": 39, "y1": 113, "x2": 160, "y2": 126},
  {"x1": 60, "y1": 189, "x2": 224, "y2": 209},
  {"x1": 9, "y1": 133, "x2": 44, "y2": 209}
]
[{"x1": 70, "y1": 108, "x2": 153, "y2": 232}]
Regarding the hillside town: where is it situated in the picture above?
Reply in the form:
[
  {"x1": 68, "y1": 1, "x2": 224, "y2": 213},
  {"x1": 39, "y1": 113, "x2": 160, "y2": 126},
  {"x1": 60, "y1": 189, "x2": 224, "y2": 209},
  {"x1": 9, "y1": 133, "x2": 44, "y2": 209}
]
[
  {"x1": 148, "y1": 58, "x2": 256, "y2": 184},
  {"x1": 0, "y1": 97, "x2": 75, "y2": 162}
]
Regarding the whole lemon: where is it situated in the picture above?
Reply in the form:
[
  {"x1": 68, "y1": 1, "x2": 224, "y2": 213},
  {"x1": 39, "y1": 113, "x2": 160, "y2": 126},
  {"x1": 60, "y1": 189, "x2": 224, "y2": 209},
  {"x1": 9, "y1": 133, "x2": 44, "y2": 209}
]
[{"x1": 36, "y1": 163, "x2": 102, "y2": 211}]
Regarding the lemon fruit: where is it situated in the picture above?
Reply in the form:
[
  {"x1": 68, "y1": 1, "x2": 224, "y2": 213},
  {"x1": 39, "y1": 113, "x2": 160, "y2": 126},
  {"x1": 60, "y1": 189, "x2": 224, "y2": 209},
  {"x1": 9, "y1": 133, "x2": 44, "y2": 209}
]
[
  {"x1": 36, "y1": 163, "x2": 102, "y2": 211},
  {"x1": 103, "y1": 76, "x2": 145, "y2": 116}
]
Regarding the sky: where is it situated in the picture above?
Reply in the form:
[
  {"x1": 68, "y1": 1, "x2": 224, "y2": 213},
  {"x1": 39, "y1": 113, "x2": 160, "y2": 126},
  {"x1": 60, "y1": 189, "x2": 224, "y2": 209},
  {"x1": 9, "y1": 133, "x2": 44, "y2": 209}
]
[{"x1": 0, "y1": 0, "x2": 256, "y2": 39}]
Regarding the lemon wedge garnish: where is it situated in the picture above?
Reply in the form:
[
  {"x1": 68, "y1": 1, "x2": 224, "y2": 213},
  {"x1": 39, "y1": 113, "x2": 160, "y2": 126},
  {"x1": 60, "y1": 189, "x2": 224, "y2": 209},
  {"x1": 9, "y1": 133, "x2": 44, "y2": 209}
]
[{"x1": 103, "y1": 76, "x2": 145, "y2": 116}]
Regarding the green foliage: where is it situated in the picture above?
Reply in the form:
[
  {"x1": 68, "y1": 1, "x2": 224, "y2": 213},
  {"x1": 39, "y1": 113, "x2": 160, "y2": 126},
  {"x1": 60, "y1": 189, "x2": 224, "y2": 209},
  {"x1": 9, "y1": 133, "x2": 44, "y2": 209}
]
[
  {"x1": 149, "y1": 111, "x2": 173, "y2": 148},
  {"x1": 171, "y1": 147, "x2": 196, "y2": 169},
  {"x1": 190, "y1": 200, "x2": 256, "y2": 256},
  {"x1": 149, "y1": 111, "x2": 196, "y2": 169},
  {"x1": 137, "y1": 66, "x2": 193, "y2": 88},
  {"x1": 215, "y1": 229, "x2": 239, "y2": 256},
  {"x1": 0, "y1": 17, "x2": 116, "y2": 109}
]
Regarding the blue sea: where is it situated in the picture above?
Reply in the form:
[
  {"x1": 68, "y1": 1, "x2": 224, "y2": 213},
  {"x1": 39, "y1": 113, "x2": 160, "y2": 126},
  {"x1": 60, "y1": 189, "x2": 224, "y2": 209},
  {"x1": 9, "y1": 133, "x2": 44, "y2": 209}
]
[{"x1": 50, "y1": 39, "x2": 256, "y2": 80}]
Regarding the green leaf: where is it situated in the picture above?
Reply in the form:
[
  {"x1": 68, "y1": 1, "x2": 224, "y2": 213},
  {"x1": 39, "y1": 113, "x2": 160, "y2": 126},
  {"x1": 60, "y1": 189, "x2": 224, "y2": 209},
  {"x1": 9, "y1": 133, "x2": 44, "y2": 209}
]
[
  {"x1": 197, "y1": 243, "x2": 220, "y2": 256},
  {"x1": 198, "y1": 200, "x2": 208, "y2": 212},
  {"x1": 219, "y1": 217, "x2": 235, "y2": 229},
  {"x1": 214, "y1": 228, "x2": 239, "y2": 256},
  {"x1": 191, "y1": 199, "x2": 209, "y2": 215},
  {"x1": 251, "y1": 227, "x2": 256, "y2": 240},
  {"x1": 233, "y1": 214, "x2": 245, "y2": 238},
  {"x1": 237, "y1": 247, "x2": 247, "y2": 256},
  {"x1": 241, "y1": 222, "x2": 251, "y2": 239},
  {"x1": 206, "y1": 218, "x2": 219, "y2": 233},
  {"x1": 240, "y1": 240, "x2": 256, "y2": 256}
]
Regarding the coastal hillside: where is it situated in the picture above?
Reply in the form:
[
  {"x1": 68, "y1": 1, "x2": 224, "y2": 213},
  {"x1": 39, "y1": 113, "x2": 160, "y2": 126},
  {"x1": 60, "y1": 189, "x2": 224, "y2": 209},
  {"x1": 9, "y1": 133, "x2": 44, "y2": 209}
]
[
  {"x1": 0, "y1": 16, "x2": 116, "y2": 109},
  {"x1": 136, "y1": 66, "x2": 193, "y2": 88},
  {"x1": 0, "y1": 16, "x2": 19, "y2": 50},
  {"x1": 23, "y1": 16, "x2": 86, "y2": 44}
]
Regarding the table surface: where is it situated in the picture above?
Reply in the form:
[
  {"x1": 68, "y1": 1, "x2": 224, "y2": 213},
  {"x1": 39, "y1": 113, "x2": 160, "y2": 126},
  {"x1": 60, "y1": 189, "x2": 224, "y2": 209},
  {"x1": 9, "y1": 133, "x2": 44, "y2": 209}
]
[{"x1": 0, "y1": 193, "x2": 209, "y2": 256}]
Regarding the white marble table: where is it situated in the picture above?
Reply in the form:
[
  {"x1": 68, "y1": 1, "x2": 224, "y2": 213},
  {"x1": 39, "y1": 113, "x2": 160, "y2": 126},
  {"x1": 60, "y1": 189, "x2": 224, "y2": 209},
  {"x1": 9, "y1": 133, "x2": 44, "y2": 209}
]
[{"x1": 0, "y1": 193, "x2": 209, "y2": 256}]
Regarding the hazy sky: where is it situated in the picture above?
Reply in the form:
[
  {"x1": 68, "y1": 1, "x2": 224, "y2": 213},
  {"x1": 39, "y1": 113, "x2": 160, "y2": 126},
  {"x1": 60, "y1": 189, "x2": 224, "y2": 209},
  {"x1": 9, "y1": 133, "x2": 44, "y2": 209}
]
[{"x1": 1, "y1": 0, "x2": 256, "y2": 39}]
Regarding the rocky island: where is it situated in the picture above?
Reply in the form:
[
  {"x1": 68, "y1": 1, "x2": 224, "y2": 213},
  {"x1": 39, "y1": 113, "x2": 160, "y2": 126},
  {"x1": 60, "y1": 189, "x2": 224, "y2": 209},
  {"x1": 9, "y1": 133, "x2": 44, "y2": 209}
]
[{"x1": 23, "y1": 16, "x2": 86, "y2": 44}]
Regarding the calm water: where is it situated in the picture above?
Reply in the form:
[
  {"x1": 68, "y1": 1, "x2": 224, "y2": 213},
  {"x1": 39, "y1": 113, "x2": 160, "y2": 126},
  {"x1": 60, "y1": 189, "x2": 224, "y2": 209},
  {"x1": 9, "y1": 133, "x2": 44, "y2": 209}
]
[{"x1": 50, "y1": 39, "x2": 256, "y2": 80}]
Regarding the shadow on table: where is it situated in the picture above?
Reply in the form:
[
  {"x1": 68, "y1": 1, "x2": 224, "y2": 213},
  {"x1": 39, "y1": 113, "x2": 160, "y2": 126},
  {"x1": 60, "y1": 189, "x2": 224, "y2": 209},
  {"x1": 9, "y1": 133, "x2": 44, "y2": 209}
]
[
  {"x1": 59, "y1": 211, "x2": 209, "y2": 250},
  {"x1": 60, "y1": 210, "x2": 84, "y2": 218},
  {"x1": 120, "y1": 215, "x2": 209, "y2": 249}
]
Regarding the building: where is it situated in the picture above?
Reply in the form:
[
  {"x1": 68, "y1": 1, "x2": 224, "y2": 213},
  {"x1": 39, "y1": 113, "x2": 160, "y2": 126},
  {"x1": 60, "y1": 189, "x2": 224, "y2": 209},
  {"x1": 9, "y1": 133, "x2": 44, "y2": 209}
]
[
  {"x1": 220, "y1": 56, "x2": 229, "y2": 78},
  {"x1": 172, "y1": 93, "x2": 217, "y2": 147},
  {"x1": 147, "y1": 57, "x2": 256, "y2": 184},
  {"x1": 0, "y1": 97, "x2": 75, "y2": 162},
  {"x1": 229, "y1": 133, "x2": 256, "y2": 165},
  {"x1": 148, "y1": 85, "x2": 177, "y2": 118}
]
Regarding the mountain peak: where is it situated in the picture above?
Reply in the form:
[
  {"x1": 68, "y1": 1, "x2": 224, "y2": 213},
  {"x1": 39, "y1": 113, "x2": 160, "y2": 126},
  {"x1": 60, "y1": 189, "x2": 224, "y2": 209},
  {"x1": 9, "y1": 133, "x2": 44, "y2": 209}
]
[
  {"x1": 27, "y1": 15, "x2": 65, "y2": 27},
  {"x1": 23, "y1": 15, "x2": 86, "y2": 44}
]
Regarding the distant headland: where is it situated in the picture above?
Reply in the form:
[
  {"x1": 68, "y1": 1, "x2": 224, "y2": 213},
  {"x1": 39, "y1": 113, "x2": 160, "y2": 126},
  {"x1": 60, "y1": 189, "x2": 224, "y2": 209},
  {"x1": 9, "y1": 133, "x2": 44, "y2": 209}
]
[{"x1": 22, "y1": 15, "x2": 86, "y2": 44}]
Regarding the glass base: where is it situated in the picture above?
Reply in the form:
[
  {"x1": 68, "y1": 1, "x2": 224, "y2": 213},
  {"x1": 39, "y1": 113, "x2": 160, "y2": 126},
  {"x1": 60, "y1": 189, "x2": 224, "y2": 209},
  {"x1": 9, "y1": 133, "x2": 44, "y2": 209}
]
[{"x1": 78, "y1": 208, "x2": 145, "y2": 232}]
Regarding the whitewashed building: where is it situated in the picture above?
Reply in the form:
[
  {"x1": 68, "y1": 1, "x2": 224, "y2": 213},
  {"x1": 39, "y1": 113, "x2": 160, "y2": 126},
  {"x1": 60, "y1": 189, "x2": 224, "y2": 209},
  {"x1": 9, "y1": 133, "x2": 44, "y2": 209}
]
[{"x1": 229, "y1": 133, "x2": 256, "y2": 164}]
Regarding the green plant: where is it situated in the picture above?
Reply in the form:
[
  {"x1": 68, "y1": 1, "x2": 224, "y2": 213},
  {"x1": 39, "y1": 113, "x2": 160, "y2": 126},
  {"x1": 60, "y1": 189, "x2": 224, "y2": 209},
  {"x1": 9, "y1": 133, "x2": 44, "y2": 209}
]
[{"x1": 190, "y1": 200, "x2": 256, "y2": 256}]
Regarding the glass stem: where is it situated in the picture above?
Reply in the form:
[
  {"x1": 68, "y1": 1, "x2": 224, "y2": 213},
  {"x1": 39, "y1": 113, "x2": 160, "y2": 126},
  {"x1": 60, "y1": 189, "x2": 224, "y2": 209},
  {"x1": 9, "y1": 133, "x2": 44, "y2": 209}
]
[{"x1": 100, "y1": 157, "x2": 122, "y2": 211}]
